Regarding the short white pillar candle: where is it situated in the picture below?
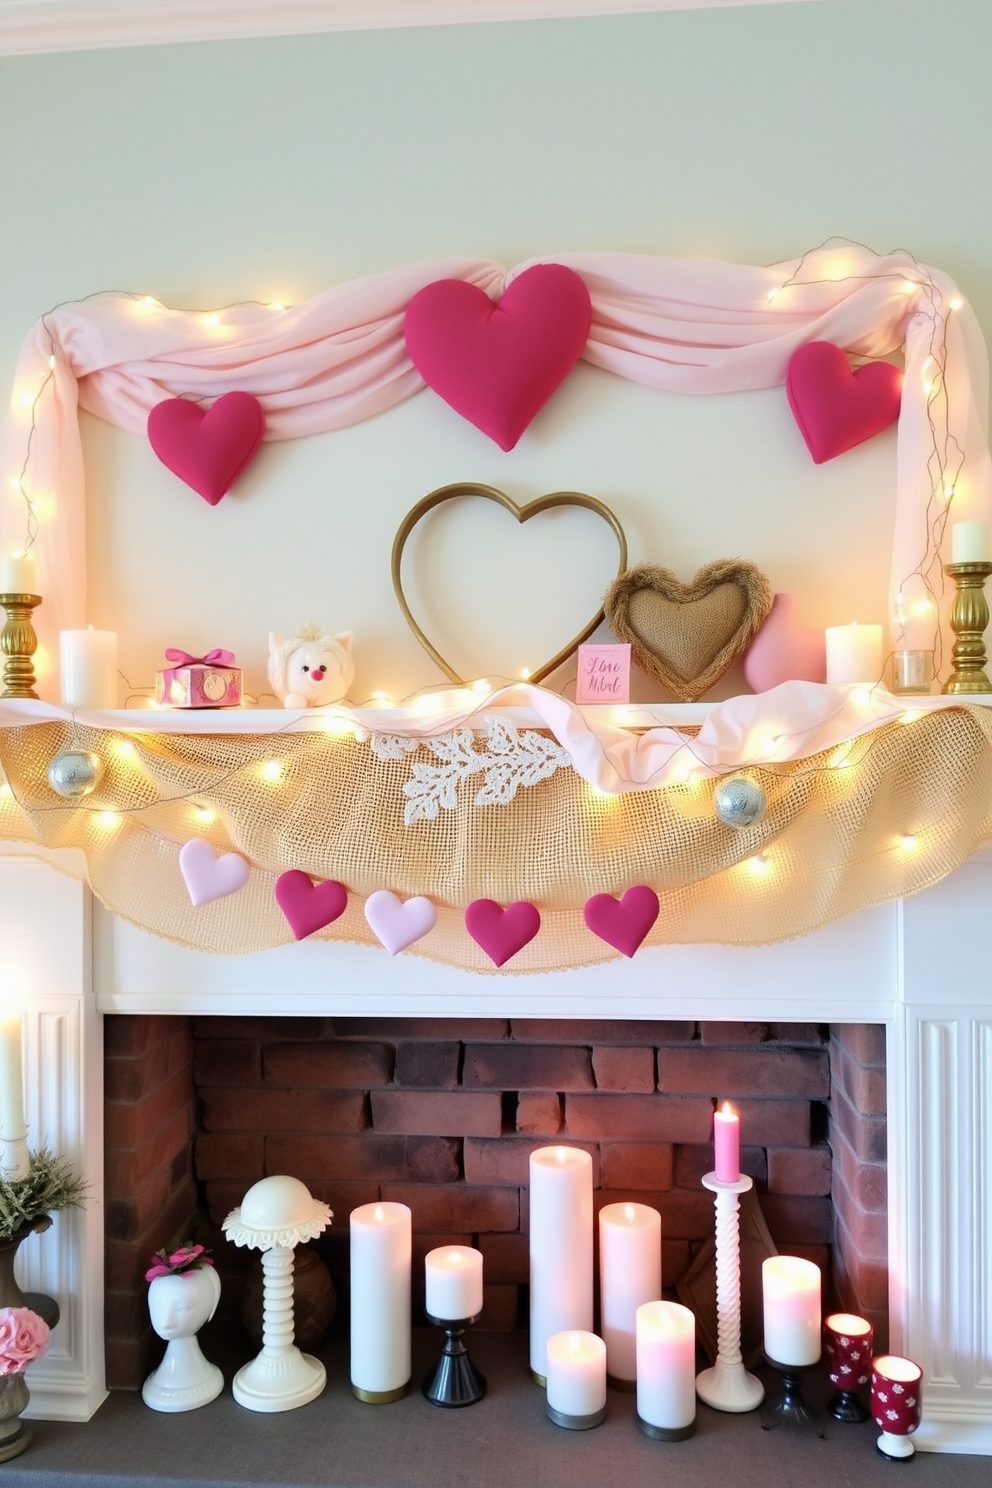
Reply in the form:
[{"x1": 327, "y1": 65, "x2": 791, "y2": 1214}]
[
  {"x1": 636, "y1": 1301, "x2": 696, "y2": 1436},
  {"x1": 951, "y1": 521, "x2": 991, "y2": 563},
  {"x1": 424, "y1": 1245, "x2": 483, "y2": 1321},
  {"x1": 349, "y1": 1202, "x2": 412, "y2": 1400},
  {"x1": 529, "y1": 1146, "x2": 593, "y2": 1381},
  {"x1": 599, "y1": 1201, "x2": 661, "y2": 1384},
  {"x1": 59, "y1": 627, "x2": 118, "y2": 709},
  {"x1": 762, "y1": 1255, "x2": 822, "y2": 1367},
  {"x1": 546, "y1": 1330, "x2": 607, "y2": 1424},
  {"x1": 0, "y1": 550, "x2": 36, "y2": 595},
  {"x1": 825, "y1": 623, "x2": 883, "y2": 686}
]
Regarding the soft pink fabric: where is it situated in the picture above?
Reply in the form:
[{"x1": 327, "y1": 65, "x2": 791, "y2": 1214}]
[
  {"x1": 403, "y1": 263, "x2": 592, "y2": 450},
  {"x1": 743, "y1": 593, "x2": 827, "y2": 692},
  {"x1": 147, "y1": 390, "x2": 265, "y2": 504},
  {"x1": 178, "y1": 839, "x2": 251, "y2": 907},
  {"x1": 274, "y1": 870, "x2": 348, "y2": 940},
  {"x1": 364, "y1": 889, "x2": 437, "y2": 955},
  {"x1": 786, "y1": 340, "x2": 902, "y2": 463},
  {"x1": 2, "y1": 247, "x2": 989, "y2": 673},
  {"x1": 583, "y1": 885, "x2": 660, "y2": 956},
  {"x1": 465, "y1": 898, "x2": 541, "y2": 966}
]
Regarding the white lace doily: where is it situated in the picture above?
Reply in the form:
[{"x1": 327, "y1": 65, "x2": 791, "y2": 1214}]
[{"x1": 222, "y1": 1204, "x2": 332, "y2": 1251}]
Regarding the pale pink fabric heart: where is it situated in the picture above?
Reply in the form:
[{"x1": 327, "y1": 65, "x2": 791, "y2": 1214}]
[
  {"x1": 179, "y1": 838, "x2": 251, "y2": 907},
  {"x1": 584, "y1": 885, "x2": 660, "y2": 957},
  {"x1": 364, "y1": 890, "x2": 437, "y2": 956},
  {"x1": 147, "y1": 390, "x2": 265, "y2": 504},
  {"x1": 465, "y1": 898, "x2": 541, "y2": 967},
  {"x1": 274, "y1": 870, "x2": 348, "y2": 941},
  {"x1": 404, "y1": 263, "x2": 592, "y2": 450},
  {"x1": 786, "y1": 341, "x2": 902, "y2": 464},
  {"x1": 743, "y1": 592, "x2": 826, "y2": 691}
]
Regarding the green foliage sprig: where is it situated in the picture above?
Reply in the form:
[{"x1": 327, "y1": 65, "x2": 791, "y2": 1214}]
[{"x1": 0, "y1": 1149, "x2": 86, "y2": 1244}]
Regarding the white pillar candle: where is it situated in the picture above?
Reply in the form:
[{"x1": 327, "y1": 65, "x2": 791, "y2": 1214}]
[
  {"x1": 425, "y1": 1245, "x2": 483, "y2": 1321},
  {"x1": 529, "y1": 1145, "x2": 593, "y2": 1379},
  {"x1": 546, "y1": 1330, "x2": 607, "y2": 1419},
  {"x1": 825, "y1": 623, "x2": 883, "y2": 686},
  {"x1": 599, "y1": 1202, "x2": 662, "y2": 1383},
  {"x1": 952, "y1": 521, "x2": 991, "y2": 563},
  {"x1": 762, "y1": 1255, "x2": 822, "y2": 1366},
  {"x1": 635, "y1": 1301, "x2": 696, "y2": 1432},
  {"x1": 0, "y1": 980, "x2": 29, "y2": 1181},
  {"x1": 0, "y1": 550, "x2": 36, "y2": 595},
  {"x1": 349, "y1": 1202, "x2": 411, "y2": 1398},
  {"x1": 713, "y1": 1102, "x2": 740, "y2": 1183},
  {"x1": 59, "y1": 627, "x2": 118, "y2": 709}
]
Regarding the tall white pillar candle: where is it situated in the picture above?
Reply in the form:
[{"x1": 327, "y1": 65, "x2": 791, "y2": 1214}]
[
  {"x1": 546, "y1": 1330, "x2": 607, "y2": 1420},
  {"x1": 425, "y1": 1245, "x2": 483, "y2": 1321},
  {"x1": 0, "y1": 550, "x2": 36, "y2": 595},
  {"x1": 349, "y1": 1202, "x2": 411, "y2": 1399},
  {"x1": 825, "y1": 623, "x2": 883, "y2": 686},
  {"x1": 599, "y1": 1201, "x2": 662, "y2": 1383},
  {"x1": 636, "y1": 1301, "x2": 696, "y2": 1433},
  {"x1": 529, "y1": 1146, "x2": 593, "y2": 1380},
  {"x1": 59, "y1": 628, "x2": 118, "y2": 709},
  {"x1": 762, "y1": 1255, "x2": 821, "y2": 1366},
  {"x1": 951, "y1": 521, "x2": 991, "y2": 563},
  {"x1": 0, "y1": 991, "x2": 29, "y2": 1180}
]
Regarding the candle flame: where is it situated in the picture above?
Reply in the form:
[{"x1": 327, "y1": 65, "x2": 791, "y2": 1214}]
[
  {"x1": 624, "y1": 1203, "x2": 636, "y2": 1221},
  {"x1": 374, "y1": 1204, "x2": 384, "y2": 1222},
  {"x1": 447, "y1": 1251, "x2": 463, "y2": 1265},
  {"x1": 720, "y1": 1101, "x2": 735, "y2": 1117}
]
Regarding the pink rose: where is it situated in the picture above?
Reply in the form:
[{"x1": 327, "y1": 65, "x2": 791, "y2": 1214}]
[{"x1": 0, "y1": 1307, "x2": 51, "y2": 1376}]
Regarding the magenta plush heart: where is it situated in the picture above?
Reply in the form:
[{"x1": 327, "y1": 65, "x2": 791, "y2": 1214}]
[
  {"x1": 147, "y1": 390, "x2": 265, "y2": 504},
  {"x1": 584, "y1": 885, "x2": 660, "y2": 957},
  {"x1": 404, "y1": 263, "x2": 592, "y2": 451},
  {"x1": 465, "y1": 898, "x2": 541, "y2": 967},
  {"x1": 179, "y1": 838, "x2": 251, "y2": 907},
  {"x1": 275, "y1": 870, "x2": 348, "y2": 941},
  {"x1": 786, "y1": 341, "x2": 902, "y2": 464}
]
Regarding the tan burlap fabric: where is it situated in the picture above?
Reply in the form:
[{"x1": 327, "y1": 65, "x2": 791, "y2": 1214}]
[{"x1": 1, "y1": 708, "x2": 991, "y2": 971}]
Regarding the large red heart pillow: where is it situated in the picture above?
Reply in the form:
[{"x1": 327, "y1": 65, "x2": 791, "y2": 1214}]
[
  {"x1": 404, "y1": 263, "x2": 592, "y2": 451},
  {"x1": 786, "y1": 341, "x2": 902, "y2": 464},
  {"x1": 147, "y1": 390, "x2": 265, "y2": 505}
]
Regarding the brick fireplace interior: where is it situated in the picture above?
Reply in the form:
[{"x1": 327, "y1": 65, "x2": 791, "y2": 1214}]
[{"x1": 104, "y1": 1016, "x2": 887, "y2": 1390}]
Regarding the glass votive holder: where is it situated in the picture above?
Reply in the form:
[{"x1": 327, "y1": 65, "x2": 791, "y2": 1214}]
[
  {"x1": 891, "y1": 649, "x2": 934, "y2": 694},
  {"x1": 824, "y1": 1312, "x2": 872, "y2": 1422},
  {"x1": 872, "y1": 1354, "x2": 923, "y2": 1459}
]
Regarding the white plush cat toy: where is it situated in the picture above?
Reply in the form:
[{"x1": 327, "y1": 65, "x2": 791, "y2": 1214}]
[{"x1": 268, "y1": 624, "x2": 355, "y2": 708}]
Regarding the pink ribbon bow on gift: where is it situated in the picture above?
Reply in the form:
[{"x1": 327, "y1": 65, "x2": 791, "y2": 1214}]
[{"x1": 164, "y1": 647, "x2": 236, "y2": 667}]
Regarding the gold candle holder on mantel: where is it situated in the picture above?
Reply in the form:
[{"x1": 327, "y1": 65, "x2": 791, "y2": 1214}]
[
  {"x1": 943, "y1": 561, "x2": 992, "y2": 695},
  {"x1": 0, "y1": 592, "x2": 42, "y2": 699}
]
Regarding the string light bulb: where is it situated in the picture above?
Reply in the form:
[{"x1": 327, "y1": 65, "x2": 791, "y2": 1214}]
[
  {"x1": 948, "y1": 295, "x2": 963, "y2": 312},
  {"x1": 259, "y1": 759, "x2": 285, "y2": 784},
  {"x1": 96, "y1": 811, "x2": 121, "y2": 830}
]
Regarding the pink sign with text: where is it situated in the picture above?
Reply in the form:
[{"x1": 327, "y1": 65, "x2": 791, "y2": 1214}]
[{"x1": 576, "y1": 643, "x2": 631, "y2": 704}]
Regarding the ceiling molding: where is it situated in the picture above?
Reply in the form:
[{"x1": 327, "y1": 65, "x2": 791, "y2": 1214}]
[{"x1": 0, "y1": 0, "x2": 817, "y2": 58}]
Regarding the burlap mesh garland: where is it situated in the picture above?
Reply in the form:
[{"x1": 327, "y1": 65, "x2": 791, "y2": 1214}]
[{"x1": 1, "y1": 708, "x2": 992, "y2": 971}]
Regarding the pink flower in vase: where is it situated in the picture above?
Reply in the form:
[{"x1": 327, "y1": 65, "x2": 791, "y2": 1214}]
[
  {"x1": 0, "y1": 1307, "x2": 51, "y2": 1375},
  {"x1": 145, "y1": 1241, "x2": 214, "y2": 1282}
]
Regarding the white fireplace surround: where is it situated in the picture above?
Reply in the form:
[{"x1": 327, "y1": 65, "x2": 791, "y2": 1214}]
[{"x1": 2, "y1": 847, "x2": 991, "y2": 1456}]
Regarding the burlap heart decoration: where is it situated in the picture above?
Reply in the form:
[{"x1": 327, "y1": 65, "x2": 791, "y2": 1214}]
[{"x1": 604, "y1": 560, "x2": 772, "y2": 702}]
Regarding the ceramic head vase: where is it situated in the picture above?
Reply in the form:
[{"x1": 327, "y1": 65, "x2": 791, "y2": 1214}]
[{"x1": 142, "y1": 1260, "x2": 223, "y2": 1412}]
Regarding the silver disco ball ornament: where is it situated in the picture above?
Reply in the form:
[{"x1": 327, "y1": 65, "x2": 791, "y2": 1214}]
[
  {"x1": 47, "y1": 749, "x2": 104, "y2": 798},
  {"x1": 713, "y1": 776, "x2": 767, "y2": 828}
]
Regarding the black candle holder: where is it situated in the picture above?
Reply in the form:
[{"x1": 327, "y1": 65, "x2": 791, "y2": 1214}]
[
  {"x1": 422, "y1": 1314, "x2": 487, "y2": 1408},
  {"x1": 760, "y1": 1356, "x2": 824, "y2": 1438},
  {"x1": 828, "y1": 1385, "x2": 870, "y2": 1423}
]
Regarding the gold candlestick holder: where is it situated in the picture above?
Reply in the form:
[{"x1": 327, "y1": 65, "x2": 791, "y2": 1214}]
[
  {"x1": 0, "y1": 593, "x2": 42, "y2": 699},
  {"x1": 943, "y1": 561, "x2": 992, "y2": 695}
]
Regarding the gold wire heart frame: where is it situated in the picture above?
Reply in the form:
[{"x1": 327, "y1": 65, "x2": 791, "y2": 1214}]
[{"x1": 391, "y1": 482, "x2": 628, "y2": 686}]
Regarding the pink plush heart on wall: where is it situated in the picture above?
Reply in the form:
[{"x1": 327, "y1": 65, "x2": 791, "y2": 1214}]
[
  {"x1": 404, "y1": 263, "x2": 592, "y2": 451},
  {"x1": 147, "y1": 390, "x2": 265, "y2": 505},
  {"x1": 786, "y1": 341, "x2": 902, "y2": 464},
  {"x1": 364, "y1": 890, "x2": 437, "y2": 956},
  {"x1": 275, "y1": 870, "x2": 348, "y2": 941},
  {"x1": 179, "y1": 839, "x2": 251, "y2": 907},
  {"x1": 465, "y1": 898, "x2": 541, "y2": 967},
  {"x1": 584, "y1": 885, "x2": 660, "y2": 957}
]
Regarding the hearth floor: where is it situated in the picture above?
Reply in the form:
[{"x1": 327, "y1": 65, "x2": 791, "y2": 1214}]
[{"x1": 10, "y1": 1331, "x2": 988, "y2": 1488}]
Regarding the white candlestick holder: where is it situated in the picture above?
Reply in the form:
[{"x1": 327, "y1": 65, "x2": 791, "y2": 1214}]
[{"x1": 694, "y1": 1173, "x2": 764, "y2": 1413}]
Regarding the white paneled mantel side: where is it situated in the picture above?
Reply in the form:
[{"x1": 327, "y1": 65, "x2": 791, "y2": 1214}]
[{"x1": 0, "y1": 0, "x2": 822, "y2": 58}]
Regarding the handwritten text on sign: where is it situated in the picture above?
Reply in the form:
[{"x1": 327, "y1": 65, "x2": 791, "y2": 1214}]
[{"x1": 576, "y1": 643, "x2": 631, "y2": 704}]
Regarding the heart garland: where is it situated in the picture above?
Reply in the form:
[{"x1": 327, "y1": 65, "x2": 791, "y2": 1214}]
[
  {"x1": 465, "y1": 898, "x2": 542, "y2": 967},
  {"x1": 786, "y1": 341, "x2": 902, "y2": 464},
  {"x1": 179, "y1": 839, "x2": 251, "y2": 906},
  {"x1": 364, "y1": 890, "x2": 437, "y2": 955},
  {"x1": 274, "y1": 870, "x2": 348, "y2": 941},
  {"x1": 583, "y1": 886, "x2": 660, "y2": 957},
  {"x1": 147, "y1": 390, "x2": 265, "y2": 505},
  {"x1": 404, "y1": 263, "x2": 592, "y2": 451}
]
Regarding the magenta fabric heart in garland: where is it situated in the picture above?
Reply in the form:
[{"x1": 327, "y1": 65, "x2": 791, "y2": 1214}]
[
  {"x1": 275, "y1": 870, "x2": 348, "y2": 941},
  {"x1": 584, "y1": 885, "x2": 660, "y2": 957},
  {"x1": 147, "y1": 390, "x2": 265, "y2": 505},
  {"x1": 464, "y1": 898, "x2": 541, "y2": 967},
  {"x1": 786, "y1": 341, "x2": 902, "y2": 464},
  {"x1": 404, "y1": 263, "x2": 592, "y2": 451}
]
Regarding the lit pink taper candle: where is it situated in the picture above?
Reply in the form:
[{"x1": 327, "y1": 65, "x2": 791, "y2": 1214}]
[{"x1": 714, "y1": 1102, "x2": 740, "y2": 1183}]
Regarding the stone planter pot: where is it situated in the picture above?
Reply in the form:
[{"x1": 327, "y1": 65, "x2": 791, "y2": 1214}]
[{"x1": 0, "y1": 1372, "x2": 31, "y2": 1463}]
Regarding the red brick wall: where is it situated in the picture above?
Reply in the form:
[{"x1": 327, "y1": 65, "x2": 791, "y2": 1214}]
[
  {"x1": 829, "y1": 1023, "x2": 888, "y2": 1349},
  {"x1": 104, "y1": 1015, "x2": 199, "y2": 1388}
]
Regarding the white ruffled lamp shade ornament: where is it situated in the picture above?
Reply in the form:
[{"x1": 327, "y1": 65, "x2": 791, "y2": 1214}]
[{"x1": 223, "y1": 1176, "x2": 332, "y2": 1412}]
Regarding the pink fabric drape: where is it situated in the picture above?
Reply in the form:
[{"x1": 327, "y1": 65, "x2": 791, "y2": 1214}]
[{"x1": 2, "y1": 246, "x2": 990, "y2": 659}]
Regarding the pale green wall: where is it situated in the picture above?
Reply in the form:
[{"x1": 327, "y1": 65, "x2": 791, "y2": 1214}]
[{"x1": 0, "y1": 0, "x2": 989, "y2": 699}]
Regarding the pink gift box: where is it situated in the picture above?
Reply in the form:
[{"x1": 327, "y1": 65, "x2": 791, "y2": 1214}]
[{"x1": 155, "y1": 648, "x2": 242, "y2": 709}]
